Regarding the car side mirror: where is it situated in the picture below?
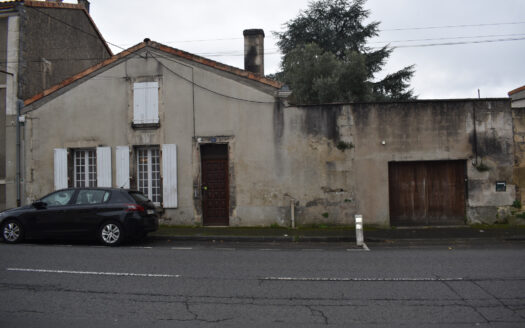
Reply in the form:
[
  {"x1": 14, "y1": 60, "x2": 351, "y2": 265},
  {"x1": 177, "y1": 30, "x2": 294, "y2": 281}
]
[{"x1": 32, "y1": 201, "x2": 47, "y2": 209}]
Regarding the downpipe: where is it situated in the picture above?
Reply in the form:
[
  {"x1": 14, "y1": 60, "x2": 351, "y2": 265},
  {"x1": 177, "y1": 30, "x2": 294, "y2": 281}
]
[{"x1": 16, "y1": 98, "x2": 23, "y2": 207}]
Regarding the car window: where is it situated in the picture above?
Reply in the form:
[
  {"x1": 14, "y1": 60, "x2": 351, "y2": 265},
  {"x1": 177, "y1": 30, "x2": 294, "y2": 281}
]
[
  {"x1": 128, "y1": 191, "x2": 150, "y2": 203},
  {"x1": 41, "y1": 190, "x2": 75, "y2": 206},
  {"x1": 76, "y1": 190, "x2": 110, "y2": 205}
]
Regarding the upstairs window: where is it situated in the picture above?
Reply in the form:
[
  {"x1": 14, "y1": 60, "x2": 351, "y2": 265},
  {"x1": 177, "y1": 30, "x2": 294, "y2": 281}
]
[{"x1": 133, "y1": 82, "x2": 159, "y2": 125}]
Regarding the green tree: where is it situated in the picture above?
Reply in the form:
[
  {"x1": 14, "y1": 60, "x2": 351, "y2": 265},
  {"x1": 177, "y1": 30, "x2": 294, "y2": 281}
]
[{"x1": 274, "y1": 0, "x2": 414, "y2": 104}]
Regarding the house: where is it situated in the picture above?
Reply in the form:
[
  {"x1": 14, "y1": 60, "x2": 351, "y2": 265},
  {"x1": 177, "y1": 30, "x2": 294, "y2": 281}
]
[
  {"x1": 0, "y1": 0, "x2": 111, "y2": 210},
  {"x1": 19, "y1": 28, "x2": 517, "y2": 227}
]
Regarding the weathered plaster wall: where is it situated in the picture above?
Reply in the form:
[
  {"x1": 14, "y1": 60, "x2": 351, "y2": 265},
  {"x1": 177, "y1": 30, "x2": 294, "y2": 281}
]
[
  {"x1": 512, "y1": 103, "x2": 525, "y2": 207},
  {"x1": 273, "y1": 100, "x2": 514, "y2": 226}
]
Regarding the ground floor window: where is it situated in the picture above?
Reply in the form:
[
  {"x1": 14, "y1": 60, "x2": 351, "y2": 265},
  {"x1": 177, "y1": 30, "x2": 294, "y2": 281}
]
[
  {"x1": 136, "y1": 147, "x2": 161, "y2": 205},
  {"x1": 73, "y1": 149, "x2": 96, "y2": 187}
]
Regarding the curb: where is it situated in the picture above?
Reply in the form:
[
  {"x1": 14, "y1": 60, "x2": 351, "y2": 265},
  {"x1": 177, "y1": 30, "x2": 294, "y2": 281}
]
[{"x1": 150, "y1": 235, "x2": 356, "y2": 243}]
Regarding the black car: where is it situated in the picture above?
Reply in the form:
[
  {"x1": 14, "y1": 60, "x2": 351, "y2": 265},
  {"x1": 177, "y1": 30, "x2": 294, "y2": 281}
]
[{"x1": 0, "y1": 188, "x2": 159, "y2": 246}]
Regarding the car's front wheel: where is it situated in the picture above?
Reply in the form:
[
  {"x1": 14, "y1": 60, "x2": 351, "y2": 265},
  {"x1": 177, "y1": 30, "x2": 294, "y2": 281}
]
[
  {"x1": 2, "y1": 219, "x2": 24, "y2": 244},
  {"x1": 99, "y1": 221, "x2": 124, "y2": 246}
]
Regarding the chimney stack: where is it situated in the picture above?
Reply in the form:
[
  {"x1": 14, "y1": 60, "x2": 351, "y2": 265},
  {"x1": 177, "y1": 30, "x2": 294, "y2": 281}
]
[
  {"x1": 243, "y1": 29, "x2": 264, "y2": 76},
  {"x1": 78, "y1": 0, "x2": 90, "y2": 13}
]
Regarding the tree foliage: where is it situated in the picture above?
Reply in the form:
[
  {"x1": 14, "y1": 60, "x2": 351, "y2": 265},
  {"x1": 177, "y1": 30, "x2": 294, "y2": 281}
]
[{"x1": 274, "y1": 0, "x2": 414, "y2": 104}]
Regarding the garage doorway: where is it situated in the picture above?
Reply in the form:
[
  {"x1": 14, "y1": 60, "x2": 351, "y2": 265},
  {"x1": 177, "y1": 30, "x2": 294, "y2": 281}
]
[
  {"x1": 201, "y1": 144, "x2": 229, "y2": 226},
  {"x1": 388, "y1": 160, "x2": 466, "y2": 226}
]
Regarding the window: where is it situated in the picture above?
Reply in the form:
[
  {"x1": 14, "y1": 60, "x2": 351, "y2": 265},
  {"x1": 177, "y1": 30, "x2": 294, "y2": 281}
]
[
  {"x1": 74, "y1": 149, "x2": 97, "y2": 187},
  {"x1": 137, "y1": 147, "x2": 161, "y2": 205},
  {"x1": 41, "y1": 190, "x2": 75, "y2": 206},
  {"x1": 75, "y1": 189, "x2": 110, "y2": 205},
  {"x1": 133, "y1": 82, "x2": 159, "y2": 125}
]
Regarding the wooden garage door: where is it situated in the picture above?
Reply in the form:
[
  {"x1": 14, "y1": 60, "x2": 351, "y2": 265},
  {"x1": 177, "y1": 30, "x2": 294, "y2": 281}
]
[{"x1": 388, "y1": 160, "x2": 466, "y2": 226}]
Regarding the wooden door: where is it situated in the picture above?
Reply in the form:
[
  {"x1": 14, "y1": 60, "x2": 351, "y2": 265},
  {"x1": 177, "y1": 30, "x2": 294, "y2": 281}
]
[
  {"x1": 389, "y1": 161, "x2": 466, "y2": 226},
  {"x1": 201, "y1": 144, "x2": 229, "y2": 226}
]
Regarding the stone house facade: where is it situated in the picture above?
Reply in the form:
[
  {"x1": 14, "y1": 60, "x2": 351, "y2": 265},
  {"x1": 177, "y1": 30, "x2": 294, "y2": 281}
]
[{"x1": 18, "y1": 37, "x2": 517, "y2": 227}]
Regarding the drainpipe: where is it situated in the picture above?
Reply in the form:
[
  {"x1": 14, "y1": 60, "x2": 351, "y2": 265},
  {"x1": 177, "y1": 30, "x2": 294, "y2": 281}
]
[{"x1": 16, "y1": 99, "x2": 23, "y2": 207}]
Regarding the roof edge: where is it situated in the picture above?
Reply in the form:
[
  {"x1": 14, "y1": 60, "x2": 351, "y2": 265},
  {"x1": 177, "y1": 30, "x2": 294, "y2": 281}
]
[
  {"x1": 24, "y1": 40, "x2": 283, "y2": 107},
  {"x1": 151, "y1": 41, "x2": 281, "y2": 89},
  {"x1": 24, "y1": 42, "x2": 146, "y2": 106},
  {"x1": 509, "y1": 85, "x2": 525, "y2": 96}
]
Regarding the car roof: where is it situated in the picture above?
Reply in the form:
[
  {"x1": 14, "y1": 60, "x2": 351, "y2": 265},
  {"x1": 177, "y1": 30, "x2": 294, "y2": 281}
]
[{"x1": 56, "y1": 187, "x2": 141, "y2": 193}]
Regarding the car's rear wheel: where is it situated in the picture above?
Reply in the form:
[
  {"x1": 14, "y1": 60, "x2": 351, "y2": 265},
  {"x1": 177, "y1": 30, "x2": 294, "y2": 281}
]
[
  {"x1": 2, "y1": 219, "x2": 24, "y2": 244},
  {"x1": 99, "y1": 221, "x2": 124, "y2": 246}
]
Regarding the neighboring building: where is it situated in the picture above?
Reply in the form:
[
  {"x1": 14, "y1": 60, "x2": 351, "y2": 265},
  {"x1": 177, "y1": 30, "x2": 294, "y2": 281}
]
[
  {"x1": 0, "y1": 0, "x2": 111, "y2": 209},
  {"x1": 19, "y1": 32, "x2": 517, "y2": 227},
  {"x1": 510, "y1": 85, "x2": 525, "y2": 206},
  {"x1": 509, "y1": 85, "x2": 525, "y2": 108}
]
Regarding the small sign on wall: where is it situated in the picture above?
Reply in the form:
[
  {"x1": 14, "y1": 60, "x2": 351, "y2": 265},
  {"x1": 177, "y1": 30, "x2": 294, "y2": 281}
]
[{"x1": 495, "y1": 181, "x2": 506, "y2": 192}]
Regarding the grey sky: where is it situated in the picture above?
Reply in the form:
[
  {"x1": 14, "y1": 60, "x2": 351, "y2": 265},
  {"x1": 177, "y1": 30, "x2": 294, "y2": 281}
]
[{"x1": 85, "y1": 0, "x2": 524, "y2": 99}]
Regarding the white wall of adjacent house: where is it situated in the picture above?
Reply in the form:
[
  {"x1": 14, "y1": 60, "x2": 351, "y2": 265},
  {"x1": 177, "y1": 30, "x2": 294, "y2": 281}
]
[
  {"x1": 4, "y1": 15, "x2": 20, "y2": 209},
  {"x1": 6, "y1": 15, "x2": 19, "y2": 116}
]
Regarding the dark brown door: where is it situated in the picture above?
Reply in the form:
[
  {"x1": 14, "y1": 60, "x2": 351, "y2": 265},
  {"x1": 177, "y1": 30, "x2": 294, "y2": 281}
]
[
  {"x1": 389, "y1": 160, "x2": 466, "y2": 226},
  {"x1": 201, "y1": 144, "x2": 229, "y2": 226}
]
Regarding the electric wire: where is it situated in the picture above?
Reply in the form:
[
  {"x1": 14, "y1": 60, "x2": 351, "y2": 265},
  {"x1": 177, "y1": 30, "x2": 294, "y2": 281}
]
[
  {"x1": 148, "y1": 51, "x2": 277, "y2": 104},
  {"x1": 29, "y1": 7, "x2": 126, "y2": 51},
  {"x1": 379, "y1": 20, "x2": 525, "y2": 32}
]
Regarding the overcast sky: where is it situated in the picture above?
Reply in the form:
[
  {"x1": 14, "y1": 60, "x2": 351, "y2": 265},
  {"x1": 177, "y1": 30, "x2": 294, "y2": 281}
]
[{"x1": 84, "y1": 0, "x2": 524, "y2": 99}]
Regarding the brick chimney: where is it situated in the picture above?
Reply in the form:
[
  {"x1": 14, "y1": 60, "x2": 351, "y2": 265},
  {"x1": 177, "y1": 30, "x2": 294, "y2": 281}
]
[
  {"x1": 243, "y1": 29, "x2": 264, "y2": 76},
  {"x1": 78, "y1": 0, "x2": 90, "y2": 12}
]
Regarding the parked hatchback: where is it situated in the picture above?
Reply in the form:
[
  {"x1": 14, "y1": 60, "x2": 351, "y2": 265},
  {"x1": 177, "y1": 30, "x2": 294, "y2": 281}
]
[{"x1": 0, "y1": 188, "x2": 159, "y2": 246}]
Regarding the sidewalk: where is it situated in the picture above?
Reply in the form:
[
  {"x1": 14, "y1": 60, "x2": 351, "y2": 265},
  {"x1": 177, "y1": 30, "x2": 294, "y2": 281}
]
[{"x1": 150, "y1": 225, "x2": 525, "y2": 243}]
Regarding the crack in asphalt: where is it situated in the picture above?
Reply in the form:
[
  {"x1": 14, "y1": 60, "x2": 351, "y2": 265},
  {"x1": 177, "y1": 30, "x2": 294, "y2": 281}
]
[
  {"x1": 440, "y1": 280, "x2": 490, "y2": 324},
  {"x1": 306, "y1": 305, "x2": 329, "y2": 325},
  {"x1": 471, "y1": 280, "x2": 525, "y2": 321}
]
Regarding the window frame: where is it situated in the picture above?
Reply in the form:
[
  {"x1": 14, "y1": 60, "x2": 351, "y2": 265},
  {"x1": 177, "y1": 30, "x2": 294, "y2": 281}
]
[
  {"x1": 73, "y1": 149, "x2": 97, "y2": 188},
  {"x1": 135, "y1": 146, "x2": 162, "y2": 206}
]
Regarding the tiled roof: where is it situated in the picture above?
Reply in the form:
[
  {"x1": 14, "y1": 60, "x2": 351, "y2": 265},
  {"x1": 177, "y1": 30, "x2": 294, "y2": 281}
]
[
  {"x1": 1, "y1": 0, "x2": 84, "y2": 10},
  {"x1": 24, "y1": 40, "x2": 282, "y2": 106},
  {"x1": 0, "y1": 0, "x2": 112, "y2": 56},
  {"x1": 509, "y1": 85, "x2": 525, "y2": 96}
]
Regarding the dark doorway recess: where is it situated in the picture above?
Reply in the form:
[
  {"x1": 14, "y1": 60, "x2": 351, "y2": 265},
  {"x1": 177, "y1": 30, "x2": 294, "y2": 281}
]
[
  {"x1": 389, "y1": 160, "x2": 466, "y2": 226},
  {"x1": 201, "y1": 144, "x2": 229, "y2": 226}
]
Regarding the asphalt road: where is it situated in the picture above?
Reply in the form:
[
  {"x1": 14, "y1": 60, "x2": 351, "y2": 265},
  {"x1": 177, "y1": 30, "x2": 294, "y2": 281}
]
[{"x1": 1, "y1": 240, "x2": 524, "y2": 327}]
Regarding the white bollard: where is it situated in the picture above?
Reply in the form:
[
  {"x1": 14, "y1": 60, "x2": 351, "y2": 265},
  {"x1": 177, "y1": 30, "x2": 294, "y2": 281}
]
[{"x1": 355, "y1": 214, "x2": 364, "y2": 247}]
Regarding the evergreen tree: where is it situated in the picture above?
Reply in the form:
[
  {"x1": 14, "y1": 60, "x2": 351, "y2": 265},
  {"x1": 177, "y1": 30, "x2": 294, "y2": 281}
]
[{"x1": 274, "y1": 0, "x2": 414, "y2": 104}]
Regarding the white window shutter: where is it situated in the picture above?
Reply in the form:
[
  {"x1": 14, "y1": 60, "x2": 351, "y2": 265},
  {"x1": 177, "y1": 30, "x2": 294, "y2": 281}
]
[
  {"x1": 54, "y1": 148, "x2": 68, "y2": 190},
  {"x1": 162, "y1": 144, "x2": 177, "y2": 208},
  {"x1": 96, "y1": 147, "x2": 112, "y2": 187},
  {"x1": 133, "y1": 82, "x2": 158, "y2": 124},
  {"x1": 146, "y1": 82, "x2": 159, "y2": 123},
  {"x1": 116, "y1": 146, "x2": 130, "y2": 189},
  {"x1": 133, "y1": 83, "x2": 146, "y2": 124}
]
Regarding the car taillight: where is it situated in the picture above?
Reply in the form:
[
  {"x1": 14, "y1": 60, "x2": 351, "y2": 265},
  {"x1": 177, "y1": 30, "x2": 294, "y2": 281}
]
[{"x1": 126, "y1": 204, "x2": 145, "y2": 212}]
